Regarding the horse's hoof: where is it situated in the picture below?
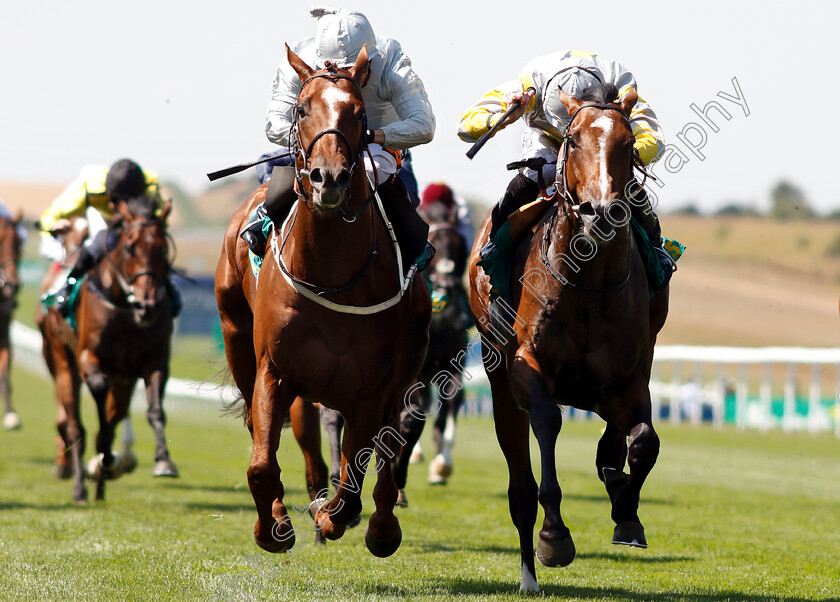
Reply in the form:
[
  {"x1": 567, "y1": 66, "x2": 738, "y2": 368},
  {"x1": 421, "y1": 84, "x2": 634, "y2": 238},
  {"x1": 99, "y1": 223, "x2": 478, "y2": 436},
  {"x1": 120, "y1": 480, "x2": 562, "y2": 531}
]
[
  {"x1": 86, "y1": 452, "x2": 126, "y2": 481},
  {"x1": 121, "y1": 451, "x2": 138, "y2": 475},
  {"x1": 430, "y1": 455, "x2": 452, "y2": 478},
  {"x1": 395, "y1": 489, "x2": 408, "y2": 507},
  {"x1": 152, "y1": 459, "x2": 178, "y2": 478},
  {"x1": 364, "y1": 525, "x2": 402, "y2": 558},
  {"x1": 3, "y1": 412, "x2": 21, "y2": 430},
  {"x1": 536, "y1": 533, "x2": 576, "y2": 567},
  {"x1": 612, "y1": 522, "x2": 647, "y2": 548},
  {"x1": 55, "y1": 463, "x2": 73, "y2": 480},
  {"x1": 409, "y1": 450, "x2": 424, "y2": 464},
  {"x1": 255, "y1": 519, "x2": 295, "y2": 553}
]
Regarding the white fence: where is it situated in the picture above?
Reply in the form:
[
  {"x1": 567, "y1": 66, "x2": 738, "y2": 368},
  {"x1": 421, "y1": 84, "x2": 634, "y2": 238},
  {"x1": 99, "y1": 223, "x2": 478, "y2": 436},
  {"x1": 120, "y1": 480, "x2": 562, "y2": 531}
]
[
  {"x1": 651, "y1": 346, "x2": 840, "y2": 436},
  {"x1": 11, "y1": 320, "x2": 840, "y2": 436},
  {"x1": 9, "y1": 321, "x2": 237, "y2": 413}
]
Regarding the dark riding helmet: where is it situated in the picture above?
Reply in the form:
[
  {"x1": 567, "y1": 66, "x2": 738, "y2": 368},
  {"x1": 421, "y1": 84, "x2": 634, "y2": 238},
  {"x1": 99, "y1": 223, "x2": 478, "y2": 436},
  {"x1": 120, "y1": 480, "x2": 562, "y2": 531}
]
[{"x1": 105, "y1": 159, "x2": 146, "y2": 201}]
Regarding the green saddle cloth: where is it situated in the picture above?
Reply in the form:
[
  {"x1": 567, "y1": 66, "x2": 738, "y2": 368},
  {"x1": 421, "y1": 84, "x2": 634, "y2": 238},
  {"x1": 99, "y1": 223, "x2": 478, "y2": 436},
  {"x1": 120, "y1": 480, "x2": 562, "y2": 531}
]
[
  {"x1": 478, "y1": 218, "x2": 685, "y2": 301},
  {"x1": 41, "y1": 276, "x2": 86, "y2": 330}
]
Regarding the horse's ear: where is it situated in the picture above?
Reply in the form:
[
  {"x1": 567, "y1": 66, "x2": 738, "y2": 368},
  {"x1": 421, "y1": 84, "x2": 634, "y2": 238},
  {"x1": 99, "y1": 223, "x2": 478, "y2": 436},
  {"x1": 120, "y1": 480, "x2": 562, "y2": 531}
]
[
  {"x1": 619, "y1": 88, "x2": 638, "y2": 117},
  {"x1": 160, "y1": 201, "x2": 173, "y2": 223},
  {"x1": 348, "y1": 45, "x2": 370, "y2": 86},
  {"x1": 287, "y1": 43, "x2": 314, "y2": 81},
  {"x1": 12, "y1": 209, "x2": 22, "y2": 226},
  {"x1": 558, "y1": 89, "x2": 582, "y2": 118}
]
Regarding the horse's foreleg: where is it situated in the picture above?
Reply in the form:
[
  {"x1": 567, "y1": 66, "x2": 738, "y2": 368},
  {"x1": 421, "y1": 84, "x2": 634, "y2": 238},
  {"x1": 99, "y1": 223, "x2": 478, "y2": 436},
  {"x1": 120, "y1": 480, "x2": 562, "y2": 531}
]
[
  {"x1": 486, "y1": 363, "x2": 540, "y2": 593},
  {"x1": 145, "y1": 368, "x2": 177, "y2": 477},
  {"x1": 510, "y1": 357, "x2": 575, "y2": 570},
  {"x1": 429, "y1": 386, "x2": 462, "y2": 485},
  {"x1": 86, "y1": 369, "x2": 113, "y2": 501},
  {"x1": 605, "y1": 379, "x2": 660, "y2": 548},
  {"x1": 0, "y1": 343, "x2": 19, "y2": 429},
  {"x1": 366, "y1": 428, "x2": 403, "y2": 558},
  {"x1": 248, "y1": 358, "x2": 295, "y2": 553}
]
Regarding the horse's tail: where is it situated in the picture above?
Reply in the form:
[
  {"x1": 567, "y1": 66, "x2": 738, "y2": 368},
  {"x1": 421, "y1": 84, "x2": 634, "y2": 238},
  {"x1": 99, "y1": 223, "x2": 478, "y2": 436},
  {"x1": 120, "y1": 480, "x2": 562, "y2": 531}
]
[{"x1": 207, "y1": 363, "x2": 247, "y2": 422}]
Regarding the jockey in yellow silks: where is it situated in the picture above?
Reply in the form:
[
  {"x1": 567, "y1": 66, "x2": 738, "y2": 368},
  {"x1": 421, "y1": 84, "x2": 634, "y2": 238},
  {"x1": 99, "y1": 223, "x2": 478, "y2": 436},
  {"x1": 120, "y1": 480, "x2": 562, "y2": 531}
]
[
  {"x1": 458, "y1": 49, "x2": 675, "y2": 288},
  {"x1": 39, "y1": 159, "x2": 181, "y2": 317}
]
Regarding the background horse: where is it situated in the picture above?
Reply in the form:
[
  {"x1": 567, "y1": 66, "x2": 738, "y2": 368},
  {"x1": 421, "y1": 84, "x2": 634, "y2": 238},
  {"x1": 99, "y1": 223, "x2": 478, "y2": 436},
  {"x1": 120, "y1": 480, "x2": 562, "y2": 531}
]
[
  {"x1": 0, "y1": 212, "x2": 23, "y2": 430},
  {"x1": 215, "y1": 46, "x2": 430, "y2": 557},
  {"x1": 392, "y1": 201, "x2": 470, "y2": 503},
  {"x1": 468, "y1": 83, "x2": 669, "y2": 592},
  {"x1": 38, "y1": 198, "x2": 177, "y2": 502}
]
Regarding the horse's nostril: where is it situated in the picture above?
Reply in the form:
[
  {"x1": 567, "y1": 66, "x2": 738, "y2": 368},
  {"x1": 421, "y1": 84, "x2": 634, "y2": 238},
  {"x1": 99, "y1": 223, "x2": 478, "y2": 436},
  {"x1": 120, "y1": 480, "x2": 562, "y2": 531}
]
[
  {"x1": 310, "y1": 168, "x2": 323, "y2": 184},
  {"x1": 335, "y1": 169, "x2": 351, "y2": 188}
]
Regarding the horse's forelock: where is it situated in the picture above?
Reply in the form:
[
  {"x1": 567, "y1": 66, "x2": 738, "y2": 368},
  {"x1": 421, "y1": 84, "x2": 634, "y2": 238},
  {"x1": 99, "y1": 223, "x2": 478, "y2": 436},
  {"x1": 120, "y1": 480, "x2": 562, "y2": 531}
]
[
  {"x1": 578, "y1": 82, "x2": 621, "y2": 105},
  {"x1": 125, "y1": 196, "x2": 157, "y2": 220}
]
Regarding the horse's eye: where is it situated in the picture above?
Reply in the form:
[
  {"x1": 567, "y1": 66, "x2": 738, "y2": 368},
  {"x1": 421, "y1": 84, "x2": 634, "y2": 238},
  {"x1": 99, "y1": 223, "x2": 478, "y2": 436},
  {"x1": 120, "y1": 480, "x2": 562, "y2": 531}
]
[{"x1": 296, "y1": 106, "x2": 306, "y2": 120}]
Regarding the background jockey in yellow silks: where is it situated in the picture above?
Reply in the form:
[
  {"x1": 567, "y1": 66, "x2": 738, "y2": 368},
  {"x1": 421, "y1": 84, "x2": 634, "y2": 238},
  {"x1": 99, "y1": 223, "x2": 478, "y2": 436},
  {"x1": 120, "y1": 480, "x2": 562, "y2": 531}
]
[
  {"x1": 39, "y1": 159, "x2": 182, "y2": 317},
  {"x1": 457, "y1": 49, "x2": 676, "y2": 289}
]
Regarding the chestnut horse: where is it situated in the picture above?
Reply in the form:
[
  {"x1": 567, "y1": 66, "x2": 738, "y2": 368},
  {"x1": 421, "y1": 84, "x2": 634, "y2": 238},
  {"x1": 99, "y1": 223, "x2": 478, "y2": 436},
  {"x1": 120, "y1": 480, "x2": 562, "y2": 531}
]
[
  {"x1": 39, "y1": 198, "x2": 176, "y2": 502},
  {"x1": 0, "y1": 212, "x2": 23, "y2": 430},
  {"x1": 215, "y1": 45, "x2": 430, "y2": 556},
  {"x1": 468, "y1": 83, "x2": 668, "y2": 592}
]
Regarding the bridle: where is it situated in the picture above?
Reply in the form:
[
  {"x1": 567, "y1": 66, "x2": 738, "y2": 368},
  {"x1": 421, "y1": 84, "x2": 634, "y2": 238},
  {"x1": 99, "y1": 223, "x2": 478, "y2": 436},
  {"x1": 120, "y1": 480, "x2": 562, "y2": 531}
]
[
  {"x1": 99, "y1": 219, "x2": 171, "y2": 309},
  {"x1": 543, "y1": 102, "x2": 636, "y2": 292},
  {"x1": 290, "y1": 70, "x2": 369, "y2": 217}
]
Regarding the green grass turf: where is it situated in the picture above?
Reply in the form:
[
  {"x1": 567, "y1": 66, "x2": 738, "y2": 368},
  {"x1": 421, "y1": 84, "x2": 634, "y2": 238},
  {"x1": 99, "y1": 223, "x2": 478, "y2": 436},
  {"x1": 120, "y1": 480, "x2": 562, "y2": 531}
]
[{"x1": 1, "y1": 364, "x2": 839, "y2": 601}]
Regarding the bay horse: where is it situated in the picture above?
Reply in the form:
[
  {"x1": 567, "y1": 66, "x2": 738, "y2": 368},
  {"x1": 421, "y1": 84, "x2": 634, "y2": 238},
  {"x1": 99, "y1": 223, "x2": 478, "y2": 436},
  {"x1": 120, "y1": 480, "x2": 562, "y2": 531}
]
[
  {"x1": 0, "y1": 212, "x2": 23, "y2": 430},
  {"x1": 38, "y1": 198, "x2": 177, "y2": 502},
  {"x1": 215, "y1": 45, "x2": 430, "y2": 556},
  {"x1": 468, "y1": 83, "x2": 668, "y2": 592},
  {"x1": 393, "y1": 200, "x2": 470, "y2": 501}
]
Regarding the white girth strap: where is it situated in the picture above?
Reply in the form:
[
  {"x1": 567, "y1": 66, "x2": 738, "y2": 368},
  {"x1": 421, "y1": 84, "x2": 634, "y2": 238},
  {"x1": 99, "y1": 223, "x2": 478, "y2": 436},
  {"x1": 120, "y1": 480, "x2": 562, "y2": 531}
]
[{"x1": 271, "y1": 189, "x2": 418, "y2": 315}]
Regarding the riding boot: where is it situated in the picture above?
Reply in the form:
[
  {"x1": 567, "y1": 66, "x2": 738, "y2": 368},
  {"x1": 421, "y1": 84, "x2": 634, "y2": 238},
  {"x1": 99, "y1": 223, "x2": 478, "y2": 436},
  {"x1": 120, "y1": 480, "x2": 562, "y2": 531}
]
[
  {"x1": 377, "y1": 177, "x2": 432, "y2": 273},
  {"x1": 479, "y1": 173, "x2": 539, "y2": 260},
  {"x1": 240, "y1": 204, "x2": 268, "y2": 257},
  {"x1": 240, "y1": 165, "x2": 298, "y2": 257},
  {"x1": 51, "y1": 245, "x2": 97, "y2": 317},
  {"x1": 627, "y1": 181, "x2": 675, "y2": 287}
]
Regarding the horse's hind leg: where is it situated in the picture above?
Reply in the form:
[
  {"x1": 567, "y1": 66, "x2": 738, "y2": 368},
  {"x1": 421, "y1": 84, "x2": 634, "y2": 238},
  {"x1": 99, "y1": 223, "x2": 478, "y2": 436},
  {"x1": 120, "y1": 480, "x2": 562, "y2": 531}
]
[
  {"x1": 248, "y1": 358, "x2": 297, "y2": 553},
  {"x1": 319, "y1": 406, "x2": 344, "y2": 486},
  {"x1": 392, "y1": 382, "x2": 427, "y2": 505},
  {"x1": 289, "y1": 397, "x2": 329, "y2": 544},
  {"x1": 603, "y1": 379, "x2": 660, "y2": 548}
]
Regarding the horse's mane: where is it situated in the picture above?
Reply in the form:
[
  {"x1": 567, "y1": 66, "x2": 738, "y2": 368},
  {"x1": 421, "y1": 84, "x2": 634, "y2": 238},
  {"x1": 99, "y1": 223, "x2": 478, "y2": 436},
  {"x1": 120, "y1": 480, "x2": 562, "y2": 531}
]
[{"x1": 578, "y1": 82, "x2": 620, "y2": 105}]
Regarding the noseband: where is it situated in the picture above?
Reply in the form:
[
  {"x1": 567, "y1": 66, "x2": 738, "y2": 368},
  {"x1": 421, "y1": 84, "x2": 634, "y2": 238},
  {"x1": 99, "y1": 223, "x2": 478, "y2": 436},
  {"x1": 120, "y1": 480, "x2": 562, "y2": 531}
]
[{"x1": 291, "y1": 72, "x2": 368, "y2": 206}]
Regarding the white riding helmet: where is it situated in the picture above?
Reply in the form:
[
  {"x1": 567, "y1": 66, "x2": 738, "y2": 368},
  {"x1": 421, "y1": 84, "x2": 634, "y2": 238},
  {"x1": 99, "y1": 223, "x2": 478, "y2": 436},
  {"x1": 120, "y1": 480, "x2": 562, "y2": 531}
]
[
  {"x1": 543, "y1": 67, "x2": 602, "y2": 129},
  {"x1": 311, "y1": 7, "x2": 377, "y2": 68}
]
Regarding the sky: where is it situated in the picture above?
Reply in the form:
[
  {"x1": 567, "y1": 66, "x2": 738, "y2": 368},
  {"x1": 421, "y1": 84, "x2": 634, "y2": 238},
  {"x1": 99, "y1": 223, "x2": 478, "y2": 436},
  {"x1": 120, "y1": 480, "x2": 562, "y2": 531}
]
[{"x1": 1, "y1": 0, "x2": 838, "y2": 213}]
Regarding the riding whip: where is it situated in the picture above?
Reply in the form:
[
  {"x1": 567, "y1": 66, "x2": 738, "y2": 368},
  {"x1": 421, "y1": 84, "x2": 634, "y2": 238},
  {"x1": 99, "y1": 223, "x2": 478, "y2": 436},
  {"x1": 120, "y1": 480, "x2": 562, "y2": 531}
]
[
  {"x1": 206, "y1": 150, "x2": 293, "y2": 182},
  {"x1": 466, "y1": 87, "x2": 536, "y2": 160}
]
